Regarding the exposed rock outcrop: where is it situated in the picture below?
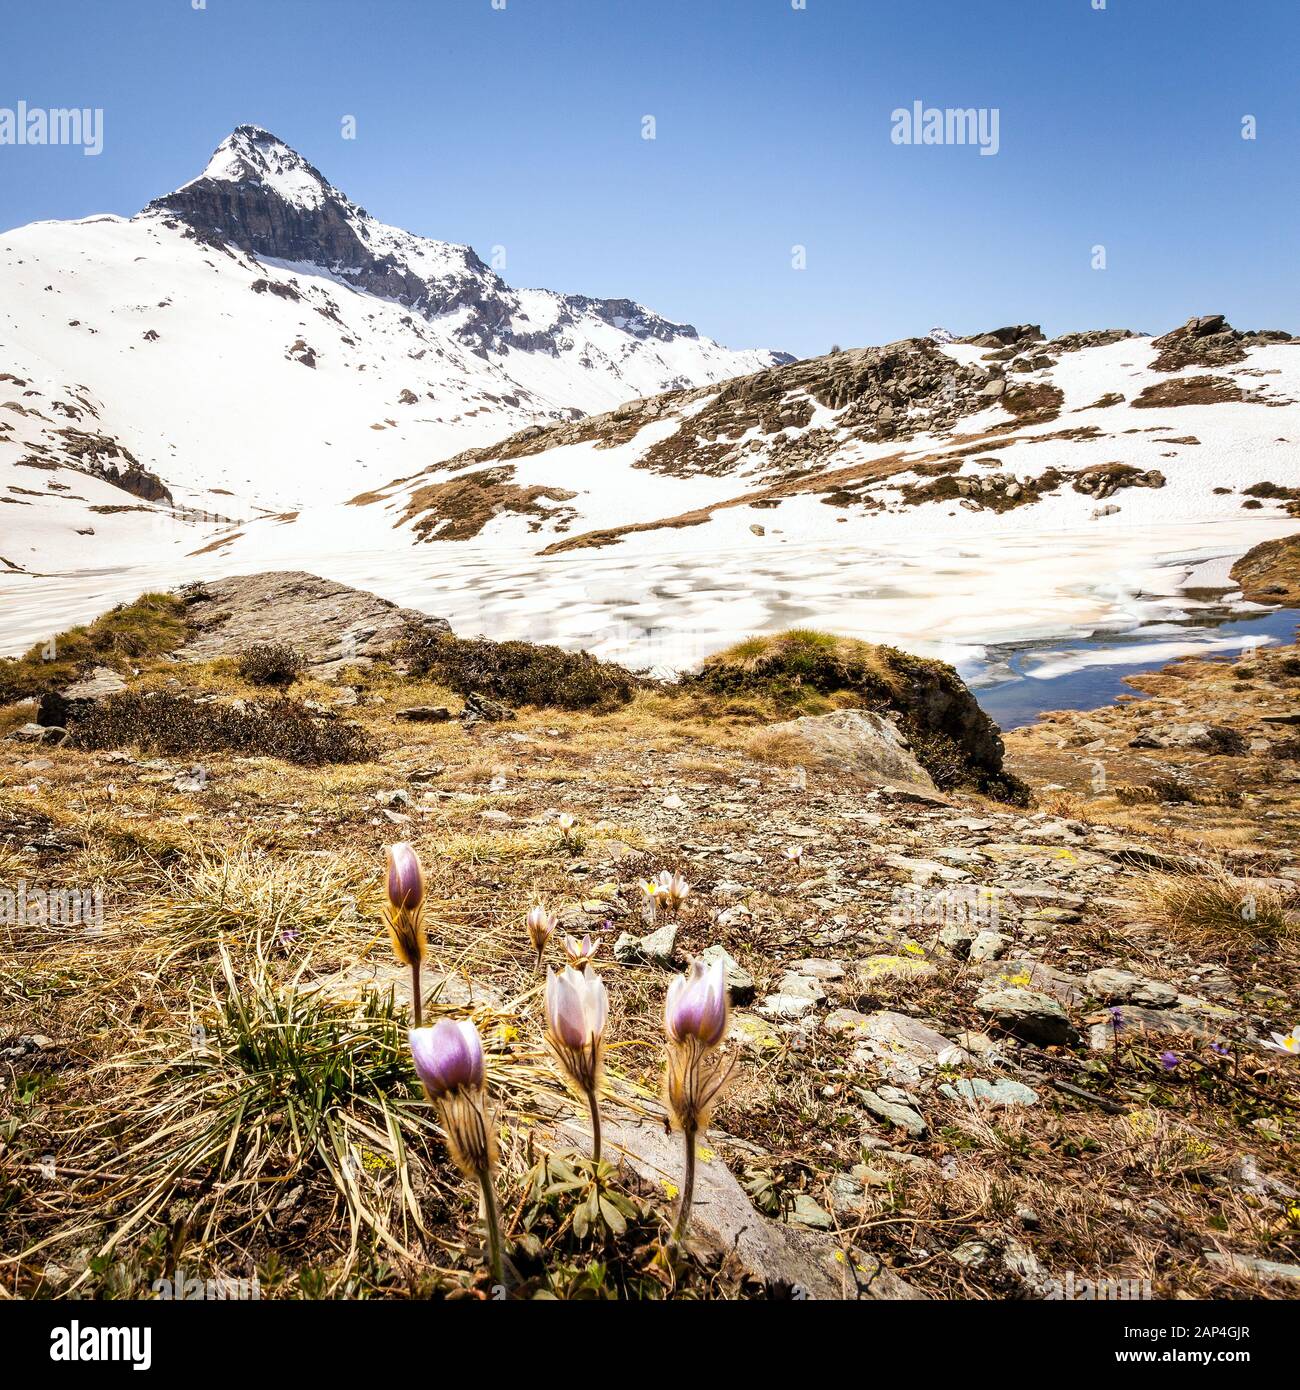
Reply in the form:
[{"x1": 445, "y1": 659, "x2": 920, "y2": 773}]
[
  {"x1": 173, "y1": 571, "x2": 450, "y2": 677},
  {"x1": 388, "y1": 337, "x2": 1003, "y2": 517},
  {"x1": 688, "y1": 632, "x2": 1026, "y2": 802},
  {"x1": 1230, "y1": 531, "x2": 1300, "y2": 605},
  {"x1": 764, "y1": 708, "x2": 936, "y2": 790},
  {"x1": 35, "y1": 665, "x2": 127, "y2": 729},
  {"x1": 1150, "y1": 314, "x2": 1293, "y2": 373}
]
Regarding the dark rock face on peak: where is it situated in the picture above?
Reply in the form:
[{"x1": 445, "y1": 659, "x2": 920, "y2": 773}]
[
  {"x1": 958, "y1": 324, "x2": 1044, "y2": 351},
  {"x1": 146, "y1": 127, "x2": 450, "y2": 316},
  {"x1": 144, "y1": 126, "x2": 784, "y2": 368}
]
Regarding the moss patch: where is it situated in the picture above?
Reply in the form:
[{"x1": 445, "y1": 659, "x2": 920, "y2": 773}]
[
  {"x1": 682, "y1": 630, "x2": 1027, "y2": 801},
  {"x1": 0, "y1": 593, "x2": 190, "y2": 704},
  {"x1": 401, "y1": 628, "x2": 639, "y2": 711}
]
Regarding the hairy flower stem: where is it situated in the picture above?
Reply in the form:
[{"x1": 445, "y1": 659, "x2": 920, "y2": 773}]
[
  {"x1": 479, "y1": 1166, "x2": 504, "y2": 1289},
  {"x1": 672, "y1": 1123, "x2": 698, "y2": 1244},
  {"x1": 410, "y1": 961, "x2": 422, "y2": 1030},
  {"x1": 586, "y1": 1086, "x2": 602, "y2": 1166}
]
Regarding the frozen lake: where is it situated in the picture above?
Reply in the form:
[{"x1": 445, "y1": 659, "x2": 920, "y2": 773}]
[{"x1": 1, "y1": 517, "x2": 1293, "y2": 728}]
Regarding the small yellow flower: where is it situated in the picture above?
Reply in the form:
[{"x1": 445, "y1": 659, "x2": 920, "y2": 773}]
[{"x1": 661, "y1": 1179, "x2": 679, "y2": 1199}]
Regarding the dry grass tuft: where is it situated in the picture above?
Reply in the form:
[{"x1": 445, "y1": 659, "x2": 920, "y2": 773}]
[
  {"x1": 1134, "y1": 867, "x2": 1296, "y2": 957},
  {"x1": 155, "y1": 842, "x2": 380, "y2": 944}
]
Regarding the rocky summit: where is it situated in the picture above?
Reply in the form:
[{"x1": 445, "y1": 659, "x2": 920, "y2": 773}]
[
  {"x1": 149, "y1": 126, "x2": 791, "y2": 365},
  {"x1": 0, "y1": 125, "x2": 785, "y2": 597}
]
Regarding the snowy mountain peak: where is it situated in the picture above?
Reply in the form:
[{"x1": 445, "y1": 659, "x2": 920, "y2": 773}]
[
  {"x1": 145, "y1": 126, "x2": 791, "y2": 367},
  {"x1": 0, "y1": 126, "x2": 789, "y2": 577},
  {"x1": 180, "y1": 124, "x2": 335, "y2": 211}
]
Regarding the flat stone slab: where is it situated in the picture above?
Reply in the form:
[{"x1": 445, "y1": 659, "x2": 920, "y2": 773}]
[
  {"x1": 539, "y1": 1104, "x2": 924, "y2": 1300},
  {"x1": 975, "y1": 987, "x2": 1078, "y2": 1046},
  {"x1": 302, "y1": 957, "x2": 500, "y2": 1014},
  {"x1": 857, "y1": 1086, "x2": 927, "y2": 1137},
  {"x1": 174, "y1": 571, "x2": 450, "y2": 678},
  {"x1": 1203, "y1": 1251, "x2": 1300, "y2": 1286},
  {"x1": 981, "y1": 958, "x2": 1086, "y2": 1007},
  {"x1": 729, "y1": 1013, "x2": 785, "y2": 1053},
  {"x1": 764, "y1": 709, "x2": 936, "y2": 790},
  {"x1": 858, "y1": 954, "x2": 937, "y2": 984},
  {"x1": 758, "y1": 991, "x2": 818, "y2": 1020},
  {"x1": 698, "y1": 944, "x2": 755, "y2": 1003},
  {"x1": 939, "y1": 1077, "x2": 1039, "y2": 1107},
  {"x1": 1085, "y1": 968, "x2": 1179, "y2": 1008},
  {"x1": 614, "y1": 922, "x2": 679, "y2": 968},
  {"x1": 1086, "y1": 1002, "x2": 1238, "y2": 1051},
  {"x1": 60, "y1": 665, "x2": 128, "y2": 701},
  {"x1": 827, "y1": 1009, "x2": 963, "y2": 1085}
]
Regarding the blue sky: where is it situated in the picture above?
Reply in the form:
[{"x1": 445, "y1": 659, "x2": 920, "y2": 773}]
[{"x1": 1, "y1": 0, "x2": 1295, "y2": 359}]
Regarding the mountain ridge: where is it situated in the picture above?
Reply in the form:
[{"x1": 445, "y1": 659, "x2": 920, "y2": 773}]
[
  {"x1": 0, "y1": 124, "x2": 789, "y2": 573},
  {"x1": 146, "y1": 125, "x2": 790, "y2": 363}
]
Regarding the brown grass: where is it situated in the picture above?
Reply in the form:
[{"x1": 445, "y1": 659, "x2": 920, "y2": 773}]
[{"x1": 1133, "y1": 868, "x2": 1296, "y2": 958}]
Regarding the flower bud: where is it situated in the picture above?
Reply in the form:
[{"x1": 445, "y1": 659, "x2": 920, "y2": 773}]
[
  {"x1": 665, "y1": 956, "x2": 728, "y2": 1048},
  {"x1": 526, "y1": 904, "x2": 558, "y2": 963},
  {"x1": 386, "y1": 842, "x2": 424, "y2": 912},
  {"x1": 384, "y1": 842, "x2": 426, "y2": 967},
  {"x1": 408, "y1": 1019, "x2": 485, "y2": 1099}
]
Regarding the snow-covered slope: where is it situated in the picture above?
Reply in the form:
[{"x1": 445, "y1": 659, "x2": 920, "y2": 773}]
[
  {"x1": 343, "y1": 317, "x2": 1300, "y2": 561},
  {"x1": 0, "y1": 125, "x2": 787, "y2": 575},
  {"x1": 2, "y1": 138, "x2": 1296, "y2": 686}
]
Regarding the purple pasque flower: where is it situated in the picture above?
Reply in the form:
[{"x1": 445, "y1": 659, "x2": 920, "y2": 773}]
[
  {"x1": 544, "y1": 965, "x2": 609, "y2": 1161},
  {"x1": 665, "y1": 956, "x2": 728, "y2": 1048},
  {"x1": 1159, "y1": 1050, "x2": 1180, "y2": 1071},
  {"x1": 562, "y1": 932, "x2": 601, "y2": 970},
  {"x1": 386, "y1": 841, "x2": 425, "y2": 913},
  {"x1": 408, "y1": 1018, "x2": 485, "y2": 1099},
  {"x1": 545, "y1": 965, "x2": 608, "y2": 1054},
  {"x1": 663, "y1": 955, "x2": 738, "y2": 1243}
]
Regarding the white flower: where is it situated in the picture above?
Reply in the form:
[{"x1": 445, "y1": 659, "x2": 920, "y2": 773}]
[{"x1": 1263, "y1": 1026, "x2": 1300, "y2": 1056}]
